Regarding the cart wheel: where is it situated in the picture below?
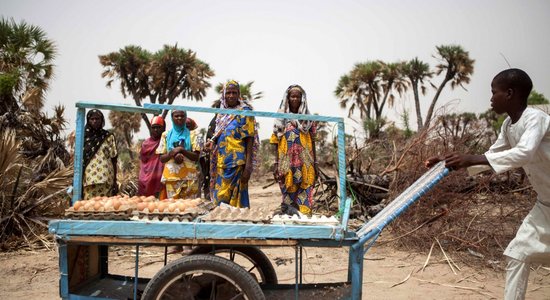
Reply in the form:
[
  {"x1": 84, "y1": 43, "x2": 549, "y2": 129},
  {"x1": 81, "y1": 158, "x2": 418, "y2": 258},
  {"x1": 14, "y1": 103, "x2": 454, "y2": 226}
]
[
  {"x1": 189, "y1": 246, "x2": 278, "y2": 285},
  {"x1": 142, "y1": 254, "x2": 265, "y2": 300}
]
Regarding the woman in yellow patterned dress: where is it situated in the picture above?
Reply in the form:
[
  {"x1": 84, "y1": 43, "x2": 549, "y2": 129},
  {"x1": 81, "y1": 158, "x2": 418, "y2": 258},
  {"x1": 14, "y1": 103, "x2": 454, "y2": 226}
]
[
  {"x1": 206, "y1": 80, "x2": 259, "y2": 208},
  {"x1": 82, "y1": 109, "x2": 118, "y2": 199},
  {"x1": 271, "y1": 85, "x2": 317, "y2": 215},
  {"x1": 156, "y1": 110, "x2": 200, "y2": 199}
]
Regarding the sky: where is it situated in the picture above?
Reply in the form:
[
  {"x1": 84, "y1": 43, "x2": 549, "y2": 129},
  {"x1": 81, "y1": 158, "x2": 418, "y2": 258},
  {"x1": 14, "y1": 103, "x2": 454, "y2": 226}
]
[{"x1": 3, "y1": 0, "x2": 550, "y2": 141}]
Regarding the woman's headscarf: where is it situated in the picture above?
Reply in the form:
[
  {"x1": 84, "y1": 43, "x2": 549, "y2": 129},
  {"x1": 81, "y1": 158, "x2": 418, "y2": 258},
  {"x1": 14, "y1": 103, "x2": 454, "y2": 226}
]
[
  {"x1": 211, "y1": 80, "x2": 260, "y2": 171},
  {"x1": 213, "y1": 80, "x2": 253, "y2": 139},
  {"x1": 166, "y1": 110, "x2": 191, "y2": 152},
  {"x1": 273, "y1": 84, "x2": 313, "y2": 138},
  {"x1": 83, "y1": 109, "x2": 111, "y2": 168}
]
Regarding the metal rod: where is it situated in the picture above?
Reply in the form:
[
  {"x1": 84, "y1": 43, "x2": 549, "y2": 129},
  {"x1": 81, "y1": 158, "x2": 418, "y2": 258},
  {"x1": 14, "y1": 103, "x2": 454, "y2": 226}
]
[
  {"x1": 295, "y1": 246, "x2": 299, "y2": 300},
  {"x1": 299, "y1": 246, "x2": 303, "y2": 285},
  {"x1": 134, "y1": 245, "x2": 139, "y2": 300},
  {"x1": 164, "y1": 246, "x2": 168, "y2": 266}
]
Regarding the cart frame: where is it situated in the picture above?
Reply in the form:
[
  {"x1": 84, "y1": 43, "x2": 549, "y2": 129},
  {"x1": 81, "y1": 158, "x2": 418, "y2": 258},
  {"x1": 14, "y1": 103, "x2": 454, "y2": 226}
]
[{"x1": 49, "y1": 101, "x2": 448, "y2": 299}]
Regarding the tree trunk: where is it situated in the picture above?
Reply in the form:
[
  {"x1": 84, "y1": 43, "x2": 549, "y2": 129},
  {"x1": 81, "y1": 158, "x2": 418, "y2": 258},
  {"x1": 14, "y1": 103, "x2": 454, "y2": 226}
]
[
  {"x1": 411, "y1": 81, "x2": 423, "y2": 131},
  {"x1": 423, "y1": 77, "x2": 450, "y2": 129}
]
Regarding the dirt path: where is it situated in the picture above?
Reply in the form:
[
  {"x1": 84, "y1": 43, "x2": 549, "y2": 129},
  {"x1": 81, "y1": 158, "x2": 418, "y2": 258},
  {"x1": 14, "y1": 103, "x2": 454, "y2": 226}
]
[{"x1": 1, "y1": 182, "x2": 549, "y2": 299}]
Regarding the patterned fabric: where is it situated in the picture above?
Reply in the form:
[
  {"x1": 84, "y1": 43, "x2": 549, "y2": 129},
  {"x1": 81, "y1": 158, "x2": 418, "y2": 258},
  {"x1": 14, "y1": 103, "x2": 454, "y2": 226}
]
[
  {"x1": 212, "y1": 165, "x2": 249, "y2": 208},
  {"x1": 83, "y1": 183, "x2": 111, "y2": 200},
  {"x1": 210, "y1": 110, "x2": 255, "y2": 208},
  {"x1": 83, "y1": 134, "x2": 117, "y2": 199},
  {"x1": 138, "y1": 137, "x2": 164, "y2": 196},
  {"x1": 83, "y1": 109, "x2": 111, "y2": 169},
  {"x1": 270, "y1": 122, "x2": 317, "y2": 214},
  {"x1": 156, "y1": 130, "x2": 200, "y2": 199},
  {"x1": 273, "y1": 84, "x2": 313, "y2": 138}
]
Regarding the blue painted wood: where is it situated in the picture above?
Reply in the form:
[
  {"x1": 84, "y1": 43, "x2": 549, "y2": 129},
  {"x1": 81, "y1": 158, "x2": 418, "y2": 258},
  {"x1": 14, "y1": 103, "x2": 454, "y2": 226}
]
[
  {"x1": 59, "y1": 241, "x2": 69, "y2": 299},
  {"x1": 349, "y1": 244, "x2": 364, "y2": 300},
  {"x1": 337, "y1": 121, "x2": 346, "y2": 212},
  {"x1": 143, "y1": 103, "x2": 344, "y2": 123},
  {"x1": 75, "y1": 102, "x2": 161, "y2": 114},
  {"x1": 49, "y1": 220, "x2": 344, "y2": 241},
  {"x1": 72, "y1": 108, "x2": 85, "y2": 204},
  {"x1": 341, "y1": 197, "x2": 352, "y2": 231}
]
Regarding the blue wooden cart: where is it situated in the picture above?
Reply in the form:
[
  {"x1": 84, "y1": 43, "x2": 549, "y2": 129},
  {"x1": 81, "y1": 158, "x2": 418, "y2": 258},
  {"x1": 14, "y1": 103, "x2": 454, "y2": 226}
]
[{"x1": 48, "y1": 101, "x2": 449, "y2": 300}]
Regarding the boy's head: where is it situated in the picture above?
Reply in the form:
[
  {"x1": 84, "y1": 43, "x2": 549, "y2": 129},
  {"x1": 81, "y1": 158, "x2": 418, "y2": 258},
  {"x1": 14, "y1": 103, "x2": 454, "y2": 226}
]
[{"x1": 492, "y1": 68, "x2": 533, "y2": 103}]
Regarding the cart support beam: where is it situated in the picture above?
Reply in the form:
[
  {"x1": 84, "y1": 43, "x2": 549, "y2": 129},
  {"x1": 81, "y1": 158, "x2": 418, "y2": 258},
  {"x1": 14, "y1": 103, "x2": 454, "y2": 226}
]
[{"x1": 349, "y1": 243, "x2": 364, "y2": 300}]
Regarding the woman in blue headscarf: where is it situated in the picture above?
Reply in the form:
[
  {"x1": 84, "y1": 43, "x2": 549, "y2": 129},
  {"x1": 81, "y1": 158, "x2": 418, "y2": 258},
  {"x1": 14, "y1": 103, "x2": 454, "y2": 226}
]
[{"x1": 156, "y1": 110, "x2": 200, "y2": 199}]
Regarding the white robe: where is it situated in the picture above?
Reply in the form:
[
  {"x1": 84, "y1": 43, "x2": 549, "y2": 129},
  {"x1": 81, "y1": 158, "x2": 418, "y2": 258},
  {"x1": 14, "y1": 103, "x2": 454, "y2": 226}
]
[{"x1": 485, "y1": 107, "x2": 550, "y2": 262}]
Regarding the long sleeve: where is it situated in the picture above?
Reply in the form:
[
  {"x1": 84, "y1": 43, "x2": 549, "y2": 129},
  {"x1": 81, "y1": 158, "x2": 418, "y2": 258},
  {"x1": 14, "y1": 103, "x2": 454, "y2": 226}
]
[{"x1": 485, "y1": 110, "x2": 550, "y2": 174}]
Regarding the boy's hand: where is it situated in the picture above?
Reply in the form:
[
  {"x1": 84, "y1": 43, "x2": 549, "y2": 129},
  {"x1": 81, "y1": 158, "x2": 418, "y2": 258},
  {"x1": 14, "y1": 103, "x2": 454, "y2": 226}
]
[
  {"x1": 444, "y1": 153, "x2": 479, "y2": 170},
  {"x1": 425, "y1": 155, "x2": 445, "y2": 168}
]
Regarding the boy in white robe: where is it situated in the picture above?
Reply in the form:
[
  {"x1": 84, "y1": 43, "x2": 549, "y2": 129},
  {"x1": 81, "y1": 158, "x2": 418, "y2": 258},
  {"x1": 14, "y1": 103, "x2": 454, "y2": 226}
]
[{"x1": 426, "y1": 68, "x2": 550, "y2": 300}]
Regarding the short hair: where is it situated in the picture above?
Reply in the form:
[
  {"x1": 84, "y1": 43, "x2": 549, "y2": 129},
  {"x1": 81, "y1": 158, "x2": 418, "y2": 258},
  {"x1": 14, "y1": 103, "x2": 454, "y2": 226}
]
[{"x1": 493, "y1": 68, "x2": 533, "y2": 101}]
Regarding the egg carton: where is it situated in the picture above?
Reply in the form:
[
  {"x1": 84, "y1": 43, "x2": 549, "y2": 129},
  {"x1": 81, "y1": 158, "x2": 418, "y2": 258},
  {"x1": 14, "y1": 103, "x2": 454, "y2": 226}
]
[
  {"x1": 200, "y1": 206, "x2": 273, "y2": 223},
  {"x1": 64, "y1": 208, "x2": 133, "y2": 220},
  {"x1": 131, "y1": 207, "x2": 203, "y2": 222},
  {"x1": 271, "y1": 214, "x2": 340, "y2": 226}
]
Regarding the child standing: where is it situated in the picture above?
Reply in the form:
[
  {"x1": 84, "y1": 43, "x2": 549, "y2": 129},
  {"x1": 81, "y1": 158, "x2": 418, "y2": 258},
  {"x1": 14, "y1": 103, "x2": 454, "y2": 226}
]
[{"x1": 426, "y1": 68, "x2": 550, "y2": 300}]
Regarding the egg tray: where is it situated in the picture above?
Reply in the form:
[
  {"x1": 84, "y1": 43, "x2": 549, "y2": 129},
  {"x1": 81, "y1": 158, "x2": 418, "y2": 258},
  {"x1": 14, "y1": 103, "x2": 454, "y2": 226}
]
[
  {"x1": 131, "y1": 207, "x2": 205, "y2": 223},
  {"x1": 64, "y1": 208, "x2": 134, "y2": 221},
  {"x1": 200, "y1": 206, "x2": 273, "y2": 224},
  {"x1": 271, "y1": 214, "x2": 340, "y2": 226}
]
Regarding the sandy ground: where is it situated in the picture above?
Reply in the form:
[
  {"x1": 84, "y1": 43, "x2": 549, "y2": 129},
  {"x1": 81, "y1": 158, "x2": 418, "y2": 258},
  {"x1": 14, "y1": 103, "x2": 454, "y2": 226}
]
[{"x1": 1, "y1": 182, "x2": 549, "y2": 299}]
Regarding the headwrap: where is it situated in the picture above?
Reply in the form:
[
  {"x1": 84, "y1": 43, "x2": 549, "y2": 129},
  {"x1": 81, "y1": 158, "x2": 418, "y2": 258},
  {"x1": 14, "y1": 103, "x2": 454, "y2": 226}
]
[
  {"x1": 212, "y1": 80, "x2": 253, "y2": 139},
  {"x1": 83, "y1": 109, "x2": 112, "y2": 168},
  {"x1": 166, "y1": 110, "x2": 191, "y2": 152},
  {"x1": 151, "y1": 116, "x2": 165, "y2": 127},
  {"x1": 273, "y1": 84, "x2": 313, "y2": 138},
  {"x1": 211, "y1": 80, "x2": 260, "y2": 171}
]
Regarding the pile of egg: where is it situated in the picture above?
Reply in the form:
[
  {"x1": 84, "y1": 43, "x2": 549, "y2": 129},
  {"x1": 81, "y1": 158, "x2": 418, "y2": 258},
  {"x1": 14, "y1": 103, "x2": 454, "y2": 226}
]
[
  {"x1": 71, "y1": 195, "x2": 158, "y2": 212},
  {"x1": 136, "y1": 198, "x2": 202, "y2": 214}
]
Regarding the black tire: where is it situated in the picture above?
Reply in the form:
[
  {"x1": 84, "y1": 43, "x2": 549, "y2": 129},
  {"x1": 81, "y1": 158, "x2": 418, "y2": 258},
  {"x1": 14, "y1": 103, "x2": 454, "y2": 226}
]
[
  {"x1": 142, "y1": 254, "x2": 265, "y2": 300},
  {"x1": 189, "y1": 246, "x2": 278, "y2": 285}
]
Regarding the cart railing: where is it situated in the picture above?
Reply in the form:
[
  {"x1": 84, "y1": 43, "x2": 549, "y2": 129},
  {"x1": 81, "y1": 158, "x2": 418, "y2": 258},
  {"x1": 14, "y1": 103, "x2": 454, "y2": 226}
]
[
  {"x1": 352, "y1": 161, "x2": 449, "y2": 251},
  {"x1": 72, "y1": 101, "x2": 351, "y2": 230}
]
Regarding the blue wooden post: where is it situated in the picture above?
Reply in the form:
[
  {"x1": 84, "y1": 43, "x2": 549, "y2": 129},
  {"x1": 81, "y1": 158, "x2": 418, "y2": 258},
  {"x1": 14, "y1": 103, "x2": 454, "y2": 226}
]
[
  {"x1": 349, "y1": 243, "x2": 364, "y2": 300},
  {"x1": 58, "y1": 240, "x2": 69, "y2": 299},
  {"x1": 72, "y1": 108, "x2": 85, "y2": 204}
]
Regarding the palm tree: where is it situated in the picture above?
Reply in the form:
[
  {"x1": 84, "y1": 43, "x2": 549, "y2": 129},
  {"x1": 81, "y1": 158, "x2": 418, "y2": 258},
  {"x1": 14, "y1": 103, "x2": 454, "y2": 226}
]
[
  {"x1": 402, "y1": 58, "x2": 432, "y2": 130},
  {"x1": 0, "y1": 17, "x2": 56, "y2": 115},
  {"x1": 108, "y1": 111, "x2": 141, "y2": 160},
  {"x1": 335, "y1": 61, "x2": 387, "y2": 136},
  {"x1": 378, "y1": 61, "x2": 408, "y2": 120},
  {"x1": 423, "y1": 45, "x2": 474, "y2": 128},
  {"x1": 99, "y1": 44, "x2": 215, "y2": 129}
]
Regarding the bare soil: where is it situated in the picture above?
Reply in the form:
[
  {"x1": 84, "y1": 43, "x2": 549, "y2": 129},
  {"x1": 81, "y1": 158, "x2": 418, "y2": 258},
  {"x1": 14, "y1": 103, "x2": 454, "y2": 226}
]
[{"x1": 1, "y1": 182, "x2": 549, "y2": 299}]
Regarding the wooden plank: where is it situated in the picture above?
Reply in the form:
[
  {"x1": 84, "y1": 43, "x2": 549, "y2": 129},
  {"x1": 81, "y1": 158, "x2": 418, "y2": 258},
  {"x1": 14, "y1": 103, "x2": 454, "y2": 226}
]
[
  {"x1": 67, "y1": 236, "x2": 298, "y2": 246},
  {"x1": 144, "y1": 103, "x2": 344, "y2": 123},
  {"x1": 49, "y1": 220, "x2": 344, "y2": 241},
  {"x1": 75, "y1": 102, "x2": 161, "y2": 114}
]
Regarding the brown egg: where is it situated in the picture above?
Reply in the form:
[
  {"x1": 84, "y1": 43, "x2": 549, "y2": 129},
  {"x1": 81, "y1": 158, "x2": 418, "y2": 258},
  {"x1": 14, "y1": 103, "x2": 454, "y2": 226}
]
[
  {"x1": 168, "y1": 203, "x2": 177, "y2": 213},
  {"x1": 148, "y1": 202, "x2": 157, "y2": 213},
  {"x1": 73, "y1": 201, "x2": 82, "y2": 211},
  {"x1": 81, "y1": 201, "x2": 94, "y2": 211},
  {"x1": 176, "y1": 202, "x2": 187, "y2": 212},
  {"x1": 157, "y1": 202, "x2": 167, "y2": 212},
  {"x1": 113, "y1": 199, "x2": 121, "y2": 210},
  {"x1": 94, "y1": 202, "x2": 102, "y2": 211},
  {"x1": 136, "y1": 202, "x2": 147, "y2": 211}
]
